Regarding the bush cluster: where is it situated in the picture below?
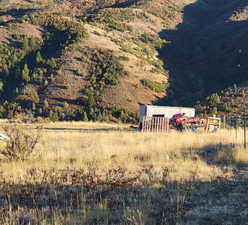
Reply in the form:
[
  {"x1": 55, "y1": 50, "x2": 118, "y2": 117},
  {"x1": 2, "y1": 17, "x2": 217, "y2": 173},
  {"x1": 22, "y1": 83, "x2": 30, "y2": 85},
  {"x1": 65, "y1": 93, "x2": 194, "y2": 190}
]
[
  {"x1": 24, "y1": 13, "x2": 87, "y2": 40},
  {"x1": 87, "y1": 8, "x2": 145, "y2": 32},
  {"x1": 141, "y1": 79, "x2": 167, "y2": 93},
  {"x1": 0, "y1": 125, "x2": 41, "y2": 161}
]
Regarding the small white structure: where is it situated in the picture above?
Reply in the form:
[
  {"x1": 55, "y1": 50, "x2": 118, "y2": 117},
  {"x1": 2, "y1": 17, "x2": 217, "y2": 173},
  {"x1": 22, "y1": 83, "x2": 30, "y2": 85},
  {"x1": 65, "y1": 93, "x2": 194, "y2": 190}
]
[{"x1": 139, "y1": 104, "x2": 195, "y2": 122}]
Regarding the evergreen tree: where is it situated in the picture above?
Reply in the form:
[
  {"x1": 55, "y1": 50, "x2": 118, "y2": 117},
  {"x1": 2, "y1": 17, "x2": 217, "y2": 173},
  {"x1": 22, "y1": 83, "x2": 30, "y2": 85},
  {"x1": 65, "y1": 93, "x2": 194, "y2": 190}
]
[
  {"x1": 83, "y1": 111, "x2": 88, "y2": 121},
  {"x1": 207, "y1": 93, "x2": 220, "y2": 107},
  {"x1": 89, "y1": 108, "x2": 96, "y2": 121},
  {"x1": 22, "y1": 38, "x2": 29, "y2": 52},
  {"x1": 44, "y1": 99, "x2": 49, "y2": 109},
  {"x1": 0, "y1": 81, "x2": 3, "y2": 92},
  {"x1": 97, "y1": 111, "x2": 103, "y2": 121},
  {"x1": 44, "y1": 79, "x2": 49, "y2": 86},
  {"x1": 38, "y1": 107, "x2": 43, "y2": 115},
  {"x1": 47, "y1": 58, "x2": 57, "y2": 69},
  {"x1": 22, "y1": 64, "x2": 30, "y2": 82},
  {"x1": 36, "y1": 51, "x2": 43, "y2": 64},
  {"x1": 32, "y1": 103, "x2": 36, "y2": 111},
  {"x1": 2, "y1": 64, "x2": 9, "y2": 77},
  {"x1": 29, "y1": 38, "x2": 38, "y2": 50},
  {"x1": 87, "y1": 90, "x2": 96, "y2": 109}
]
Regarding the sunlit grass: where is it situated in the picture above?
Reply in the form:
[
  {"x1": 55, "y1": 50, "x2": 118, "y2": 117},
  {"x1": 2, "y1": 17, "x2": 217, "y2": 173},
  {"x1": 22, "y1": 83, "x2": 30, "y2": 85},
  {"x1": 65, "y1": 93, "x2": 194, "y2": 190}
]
[
  {"x1": 0, "y1": 126, "x2": 243, "y2": 183},
  {"x1": 1, "y1": 123, "x2": 248, "y2": 225}
]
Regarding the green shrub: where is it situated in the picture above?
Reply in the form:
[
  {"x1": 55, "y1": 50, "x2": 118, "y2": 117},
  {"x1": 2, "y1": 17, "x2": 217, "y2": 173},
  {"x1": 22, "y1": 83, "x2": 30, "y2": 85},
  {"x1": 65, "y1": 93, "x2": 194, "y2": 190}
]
[
  {"x1": 25, "y1": 13, "x2": 87, "y2": 40},
  {"x1": 207, "y1": 93, "x2": 221, "y2": 106},
  {"x1": 22, "y1": 64, "x2": 30, "y2": 82},
  {"x1": 0, "y1": 125, "x2": 41, "y2": 161},
  {"x1": 80, "y1": 48, "x2": 128, "y2": 87},
  {"x1": 88, "y1": 8, "x2": 143, "y2": 32},
  {"x1": 24, "y1": 88, "x2": 40, "y2": 104},
  {"x1": 139, "y1": 33, "x2": 164, "y2": 47},
  {"x1": 0, "y1": 81, "x2": 4, "y2": 92},
  {"x1": 47, "y1": 58, "x2": 57, "y2": 69},
  {"x1": 141, "y1": 79, "x2": 167, "y2": 93}
]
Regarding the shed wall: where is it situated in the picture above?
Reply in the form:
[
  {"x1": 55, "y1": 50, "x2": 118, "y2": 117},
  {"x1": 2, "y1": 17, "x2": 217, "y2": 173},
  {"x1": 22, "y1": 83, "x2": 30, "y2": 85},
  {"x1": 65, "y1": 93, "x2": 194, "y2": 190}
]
[{"x1": 139, "y1": 105, "x2": 195, "y2": 122}]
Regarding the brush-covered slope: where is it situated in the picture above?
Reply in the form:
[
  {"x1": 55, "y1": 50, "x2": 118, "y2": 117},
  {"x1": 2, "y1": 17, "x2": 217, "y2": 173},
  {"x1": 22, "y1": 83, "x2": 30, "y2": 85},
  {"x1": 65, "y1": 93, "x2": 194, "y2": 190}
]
[
  {"x1": 0, "y1": 0, "x2": 248, "y2": 121},
  {"x1": 0, "y1": 0, "x2": 184, "y2": 121}
]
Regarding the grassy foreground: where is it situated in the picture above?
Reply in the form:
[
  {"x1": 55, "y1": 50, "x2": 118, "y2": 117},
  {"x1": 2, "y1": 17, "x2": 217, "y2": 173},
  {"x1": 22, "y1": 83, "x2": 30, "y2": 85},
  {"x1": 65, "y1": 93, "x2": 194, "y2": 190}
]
[{"x1": 1, "y1": 123, "x2": 248, "y2": 225}]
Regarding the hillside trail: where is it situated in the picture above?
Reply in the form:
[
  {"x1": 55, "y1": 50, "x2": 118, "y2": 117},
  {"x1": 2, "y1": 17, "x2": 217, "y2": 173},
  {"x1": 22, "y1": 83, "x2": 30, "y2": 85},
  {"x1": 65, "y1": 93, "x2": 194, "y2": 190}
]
[{"x1": 159, "y1": 0, "x2": 248, "y2": 106}]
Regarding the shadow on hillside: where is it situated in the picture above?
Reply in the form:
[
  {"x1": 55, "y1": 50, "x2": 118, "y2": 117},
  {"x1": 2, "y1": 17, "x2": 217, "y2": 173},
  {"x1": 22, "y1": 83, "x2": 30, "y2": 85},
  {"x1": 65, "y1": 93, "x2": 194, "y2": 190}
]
[
  {"x1": 86, "y1": 0, "x2": 139, "y2": 15},
  {"x1": 0, "y1": 8, "x2": 39, "y2": 19},
  {"x1": 158, "y1": 0, "x2": 248, "y2": 106},
  {"x1": 110, "y1": 0, "x2": 139, "y2": 8},
  {"x1": 0, "y1": 8, "x2": 40, "y2": 26}
]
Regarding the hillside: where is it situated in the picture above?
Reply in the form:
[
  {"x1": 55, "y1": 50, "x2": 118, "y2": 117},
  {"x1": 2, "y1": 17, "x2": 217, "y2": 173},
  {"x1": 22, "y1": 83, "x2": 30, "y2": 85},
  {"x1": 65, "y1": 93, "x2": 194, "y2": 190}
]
[
  {"x1": 0, "y1": 0, "x2": 182, "y2": 122},
  {"x1": 0, "y1": 0, "x2": 248, "y2": 121},
  {"x1": 161, "y1": 0, "x2": 248, "y2": 108}
]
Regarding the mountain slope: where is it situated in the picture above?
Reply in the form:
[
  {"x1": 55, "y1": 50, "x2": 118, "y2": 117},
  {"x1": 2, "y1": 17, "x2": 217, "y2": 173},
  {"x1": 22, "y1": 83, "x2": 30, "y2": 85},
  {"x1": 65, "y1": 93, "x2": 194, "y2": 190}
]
[
  {"x1": 0, "y1": 0, "x2": 248, "y2": 121},
  {"x1": 160, "y1": 0, "x2": 248, "y2": 107},
  {"x1": 0, "y1": 0, "x2": 182, "y2": 121}
]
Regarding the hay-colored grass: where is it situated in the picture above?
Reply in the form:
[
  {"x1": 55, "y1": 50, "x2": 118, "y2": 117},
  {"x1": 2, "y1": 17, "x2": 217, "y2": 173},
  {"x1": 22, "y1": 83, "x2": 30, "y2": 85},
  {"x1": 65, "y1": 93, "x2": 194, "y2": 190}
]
[
  {"x1": 1, "y1": 123, "x2": 248, "y2": 225},
  {"x1": 0, "y1": 124, "x2": 242, "y2": 183}
]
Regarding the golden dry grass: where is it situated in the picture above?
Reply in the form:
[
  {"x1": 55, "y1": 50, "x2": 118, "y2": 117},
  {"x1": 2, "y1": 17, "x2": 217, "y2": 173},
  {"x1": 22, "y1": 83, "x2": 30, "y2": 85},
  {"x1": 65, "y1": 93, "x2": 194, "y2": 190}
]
[
  {"x1": 1, "y1": 124, "x2": 245, "y2": 183},
  {"x1": 1, "y1": 123, "x2": 248, "y2": 225}
]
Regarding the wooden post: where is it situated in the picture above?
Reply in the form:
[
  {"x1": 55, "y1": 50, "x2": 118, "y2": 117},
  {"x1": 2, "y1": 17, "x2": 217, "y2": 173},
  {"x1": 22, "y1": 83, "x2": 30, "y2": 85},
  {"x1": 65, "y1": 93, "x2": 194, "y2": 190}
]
[
  {"x1": 244, "y1": 117, "x2": 247, "y2": 149},
  {"x1": 156, "y1": 117, "x2": 159, "y2": 133},
  {"x1": 144, "y1": 117, "x2": 147, "y2": 132},
  {"x1": 223, "y1": 115, "x2": 226, "y2": 129},
  {"x1": 149, "y1": 118, "x2": 152, "y2": 132},
  {"x1": 235, "y1": 118, "x2": 238, "y2": 145},
  {"x1": 142, "y1": 117, "x2": 145, "y2": 132},
  {"x1": 159, "y1": 118, "x2": 162, "y2": 132}
]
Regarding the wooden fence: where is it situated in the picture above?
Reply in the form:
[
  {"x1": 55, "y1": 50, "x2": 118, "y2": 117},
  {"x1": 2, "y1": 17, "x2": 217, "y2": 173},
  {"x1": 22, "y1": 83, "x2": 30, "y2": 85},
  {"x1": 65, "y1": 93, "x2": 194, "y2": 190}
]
[{"x1": 141, "y1": 117, "x2": 170, "y2": 132}]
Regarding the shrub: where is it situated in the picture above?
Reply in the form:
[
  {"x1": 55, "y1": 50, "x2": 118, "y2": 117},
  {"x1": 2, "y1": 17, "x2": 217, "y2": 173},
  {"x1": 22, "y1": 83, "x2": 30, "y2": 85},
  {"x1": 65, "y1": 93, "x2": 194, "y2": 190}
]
[
  {"x1": 25, "y1": 13, "x2": 87, "y2": 40},
  {"x1": 89, "y1": 49, "x2": 128, "y2": 86},
  {"x1": 47, "y1": 58, "x2": 57, "y2": 69},
  {"x1": 139, "y1": 33, "x2": 163, "y2": 47},
  {"x1": 22, "y1": 64, "x2": 31, "y2": 83},
  {"x1": 207, "y1": 93, "x2": 221, "y2": 106},
  {"x1": 35, "y1": 51, "x2": 44, "y2": 64},
  {"x1": 0, "y1": 126, "x2": 41, "y2": 161},
  {"x1": 0, "y1": 81, "x2": 4, "y2": 92},
  {"x1": 24, "y1": 87, "x2": 40, "y2": 104},
  {"x1": 141, "y1": 79, "x2": 167, "y2": 93}
]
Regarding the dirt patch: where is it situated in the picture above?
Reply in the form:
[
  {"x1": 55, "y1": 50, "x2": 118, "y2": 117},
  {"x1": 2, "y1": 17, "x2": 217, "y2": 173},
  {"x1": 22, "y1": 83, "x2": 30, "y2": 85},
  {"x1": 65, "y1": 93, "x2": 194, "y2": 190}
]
[
  {"x1": 80, "y1": 32, "x2": 120, "y2": 52},
  {"x1": 101, "y1": 77, "x2": 165, "y2": 112},
  {"x1": 0, "y1": 28, "x2": 11, "y2": 44},
  {"x1": 16, "y1": 23, "x2": 43, "y2": 39}
]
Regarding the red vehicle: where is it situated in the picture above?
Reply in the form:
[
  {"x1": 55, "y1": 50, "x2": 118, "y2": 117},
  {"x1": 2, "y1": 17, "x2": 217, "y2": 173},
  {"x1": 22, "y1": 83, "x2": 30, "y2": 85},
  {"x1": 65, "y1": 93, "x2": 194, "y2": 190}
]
[{"x1": 170, "y1": 113, "x2": 205, "y2": 131}]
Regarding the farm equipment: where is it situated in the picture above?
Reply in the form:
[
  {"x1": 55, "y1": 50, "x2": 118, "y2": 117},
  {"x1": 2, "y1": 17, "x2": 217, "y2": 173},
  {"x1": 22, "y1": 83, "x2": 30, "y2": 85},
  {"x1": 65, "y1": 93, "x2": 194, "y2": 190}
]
[
  {"x1": 169, "y1": 113, "x2": 206, "y2": 131},
  {"x1": 169, "y1": 113, "x2": 221, "y2": 132}
]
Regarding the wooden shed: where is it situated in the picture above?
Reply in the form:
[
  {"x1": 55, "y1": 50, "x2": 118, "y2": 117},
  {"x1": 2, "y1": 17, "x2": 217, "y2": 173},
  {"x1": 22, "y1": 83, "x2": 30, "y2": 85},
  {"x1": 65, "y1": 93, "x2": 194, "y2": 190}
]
[
  {"x1": 139, "y1": 105, "x2": 195, "y2": 132},
  {"x1": 139, "y1": 105, "x2": 195, "y2": 122}
]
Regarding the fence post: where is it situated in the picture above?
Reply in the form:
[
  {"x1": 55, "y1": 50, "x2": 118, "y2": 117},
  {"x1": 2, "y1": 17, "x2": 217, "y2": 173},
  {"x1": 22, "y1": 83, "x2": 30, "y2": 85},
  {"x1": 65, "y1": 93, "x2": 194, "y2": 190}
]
[
  {"x1": 223, "y1": 115, "x2": 226, "y2": 129},
  {"x1": 235, "y1": 118, "x2": 238, "y2": 145},
  {"x1": 244, "y1": 117, "x2": 247, "y2": 149}
]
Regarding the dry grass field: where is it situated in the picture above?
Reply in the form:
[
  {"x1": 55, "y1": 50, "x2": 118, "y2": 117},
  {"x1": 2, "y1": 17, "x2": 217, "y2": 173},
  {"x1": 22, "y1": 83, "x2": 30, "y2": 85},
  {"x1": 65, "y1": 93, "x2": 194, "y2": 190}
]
[{"x1": 1, "y1": 122, "x2": 248, "y2": 225}]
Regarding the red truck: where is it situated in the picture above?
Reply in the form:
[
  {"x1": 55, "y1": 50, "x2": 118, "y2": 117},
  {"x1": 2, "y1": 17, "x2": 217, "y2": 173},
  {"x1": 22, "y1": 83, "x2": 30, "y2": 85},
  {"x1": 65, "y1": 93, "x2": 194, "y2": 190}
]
[{"x1": 170, "y1": 113, "x2": 205, "y2": 131}]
